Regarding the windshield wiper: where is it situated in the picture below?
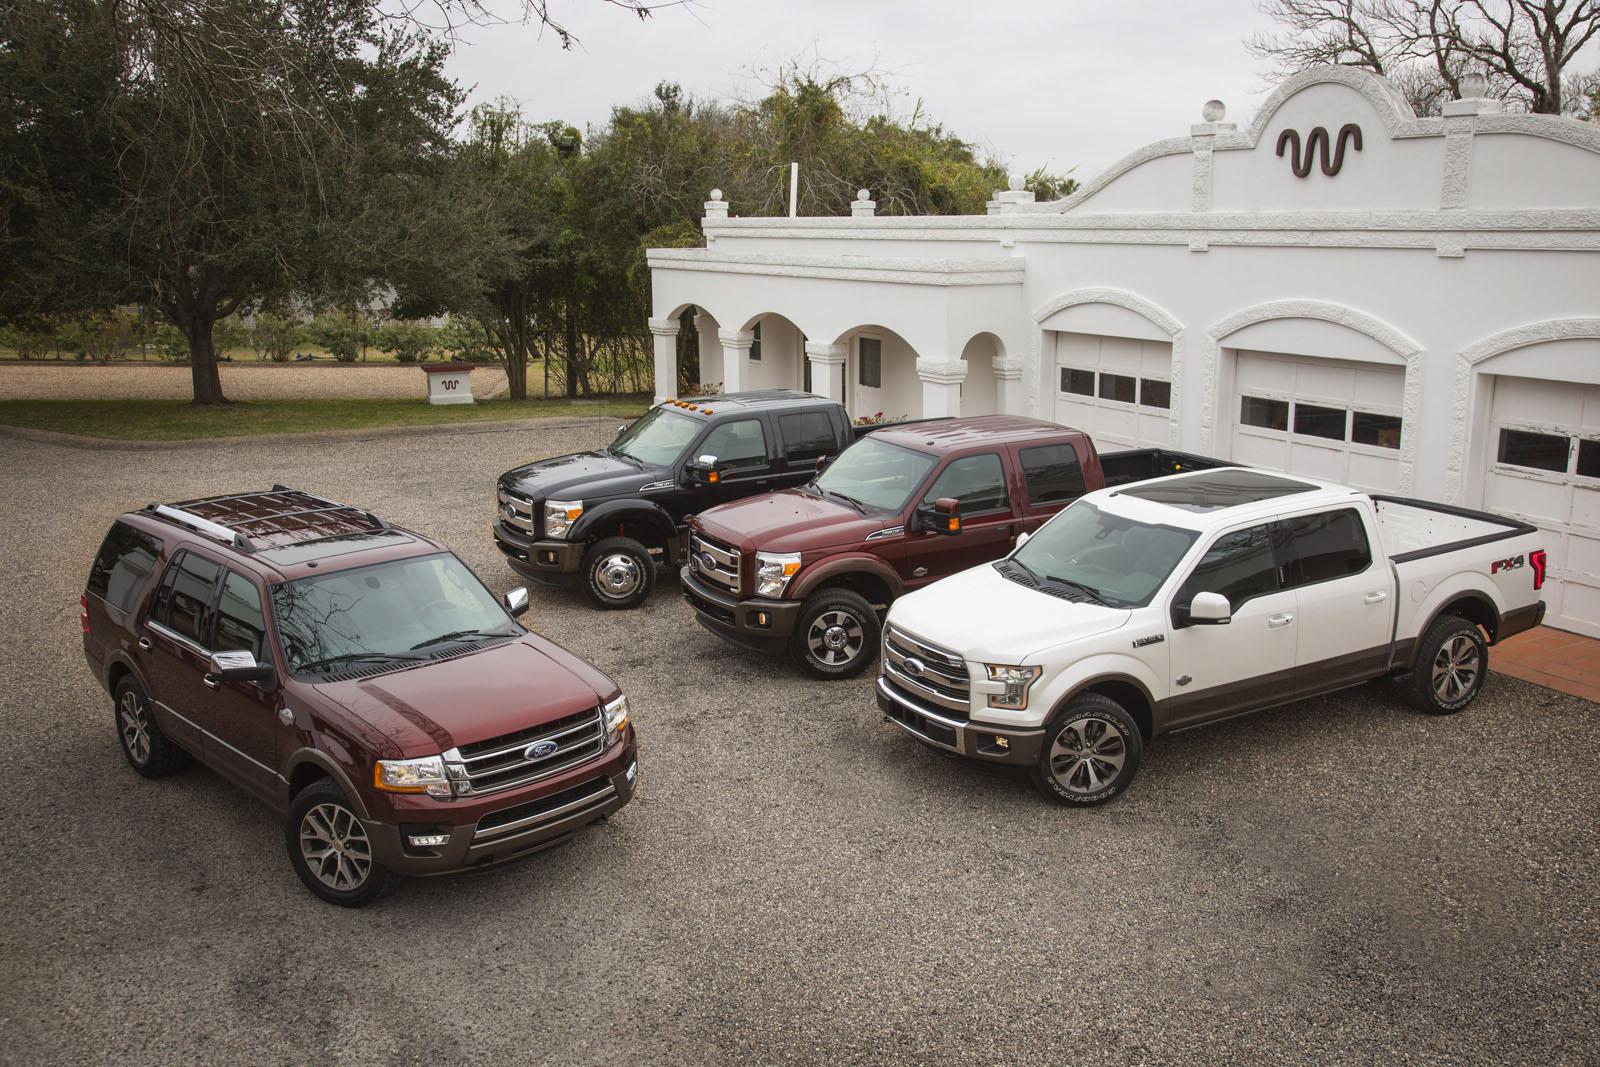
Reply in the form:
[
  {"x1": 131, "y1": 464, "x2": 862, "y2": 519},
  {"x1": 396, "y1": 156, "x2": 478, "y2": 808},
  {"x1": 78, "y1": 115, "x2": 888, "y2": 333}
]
[
  {"x1": 1002, "y1": 557, "x2": 1042, "y2": 587},
  {"x1": 409, "y1": 628, "x2": 516, "y2": 650},
  {"x1": 1043, "y1": 576, "x2": 1112, "y2": 607},
  {"x1": 823, "y1": 489, "x2": 868, "y2": 514},
  {"x1": 298, "y1": 650, "x2": 426, "y2": 673},
  {"x1": 607, "y1": 446, "x2": 644, "y2": 466}
]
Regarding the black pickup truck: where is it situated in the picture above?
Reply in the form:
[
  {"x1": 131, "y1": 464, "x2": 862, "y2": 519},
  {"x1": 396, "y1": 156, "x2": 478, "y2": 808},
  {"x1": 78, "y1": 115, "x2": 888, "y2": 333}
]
[{"x1": 494, "y1": 390, "x2": 871, "y2": 609}]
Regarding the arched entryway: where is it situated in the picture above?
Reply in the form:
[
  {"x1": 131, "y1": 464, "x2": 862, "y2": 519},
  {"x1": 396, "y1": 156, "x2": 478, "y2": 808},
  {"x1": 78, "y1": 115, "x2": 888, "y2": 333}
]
[
  {"x1": 957, "y1": 333, "x2": 1002, "y2": 416},
  {"x1": 832, "y1": 324, "x2": 925, "y2": 420},
  {"x1": 738, "y1": 312, "x2": 809, "y2": 394}
]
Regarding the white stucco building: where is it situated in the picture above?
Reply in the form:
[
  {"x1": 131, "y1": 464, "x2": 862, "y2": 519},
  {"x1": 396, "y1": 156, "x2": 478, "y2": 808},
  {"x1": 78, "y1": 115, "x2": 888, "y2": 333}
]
[{"x1": 644, "y1": 66, "x2": 1600, "y2": 636}]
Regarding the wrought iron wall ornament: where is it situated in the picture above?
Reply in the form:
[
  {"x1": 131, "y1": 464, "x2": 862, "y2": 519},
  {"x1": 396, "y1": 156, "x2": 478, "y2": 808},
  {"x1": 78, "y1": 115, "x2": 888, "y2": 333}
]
[{"x1": 1276, "y1": 124, "x2": 1363, "y2": 177}]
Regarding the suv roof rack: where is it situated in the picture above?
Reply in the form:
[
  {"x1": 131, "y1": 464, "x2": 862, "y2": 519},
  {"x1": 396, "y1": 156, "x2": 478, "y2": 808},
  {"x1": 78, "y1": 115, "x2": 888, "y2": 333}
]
[{"x1": 145, "y1": 487, "x2": 391, "y2": 553}]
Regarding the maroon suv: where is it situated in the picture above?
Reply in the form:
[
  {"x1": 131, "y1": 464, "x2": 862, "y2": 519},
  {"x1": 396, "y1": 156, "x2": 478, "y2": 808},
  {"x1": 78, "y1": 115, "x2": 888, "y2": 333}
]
[{"x1": 81, "y1": 488, "x2": 637, "y2": 906}]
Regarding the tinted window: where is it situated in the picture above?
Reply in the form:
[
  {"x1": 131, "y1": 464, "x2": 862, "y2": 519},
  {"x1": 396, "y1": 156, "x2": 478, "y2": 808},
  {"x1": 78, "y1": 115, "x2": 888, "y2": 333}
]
[
  {"x1": 87, "y1": 523, "x2": 162, "y2": 613},
  {"x1": 1098, "y1": 372, "x2": 1136, "y2": 404},
  {"x1": 1020, "y1": 444, "x2": 1086, "y2": 506},
  {"x1": 923, "y1": 453, "x2": 1009, "y2": 514},
  {"x1": 1282, "y1": 509, "x2": 1371, "y2": 585},
  {"x1": 159, "y1": 551, "x2": 221, "y2": 646},
  {"x1": 214, "y1": 571, "x2": 266, "y2": 659},
  {"x1": 779, "y1": 411, "x2": 835, "y2": 461},
  {"x1": 1293, "y1": 403, "x2": 1347, "y2": 440},
  {"x1": 1241, "y1": 396, "x2": 1289, "y2": 430},
  {"x1": 1497, "y1": 429, "x2": 1568, "y2": 473},
  {"x1": 1140, "y1": 378, "x2": 1171, "y2": 409},
  {"x1": 1177, "y1": 524, "x2": 1279, "y2": 616},
  {"x1": 699, "y1": 418, "x2": 768, "y2": 469},
  {"x1": 1579, "y1": 439, "x2": 1599, "y2": 478},
  {"x1": 1352, "y1": 411, "x2": 1403, "y2": 449},
  {"x1": 1061, "y1": 368, "x2": 1094, "y2": 396},
  {"x1": 858, "y1": 337, "x2": 881, "y2": 388},
  {"x1": 750, "y1": 321, "x2": 762, "y2": 362}
]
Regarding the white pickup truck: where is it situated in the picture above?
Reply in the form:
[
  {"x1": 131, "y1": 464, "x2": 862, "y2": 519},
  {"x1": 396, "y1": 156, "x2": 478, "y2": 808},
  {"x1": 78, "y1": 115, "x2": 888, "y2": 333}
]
[{"x1": 875, "y1": 467, "x2": 1547, "y2": 805}]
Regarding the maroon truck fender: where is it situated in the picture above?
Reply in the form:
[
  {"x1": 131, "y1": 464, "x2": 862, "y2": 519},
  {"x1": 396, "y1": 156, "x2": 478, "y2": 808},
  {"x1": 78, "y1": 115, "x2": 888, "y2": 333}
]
[{"x1": 791, "y1": 554, "x2": 906, "y2": 604}]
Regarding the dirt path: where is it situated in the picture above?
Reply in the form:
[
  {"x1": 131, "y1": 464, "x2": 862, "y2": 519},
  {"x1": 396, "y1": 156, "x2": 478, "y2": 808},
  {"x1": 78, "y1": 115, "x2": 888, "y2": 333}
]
[{"x1": 0, "y1": 362, "x2": 510, "y2": 400}]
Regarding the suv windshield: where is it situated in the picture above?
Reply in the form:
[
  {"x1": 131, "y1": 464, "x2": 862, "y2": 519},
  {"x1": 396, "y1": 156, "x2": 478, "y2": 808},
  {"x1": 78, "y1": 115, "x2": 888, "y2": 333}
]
[
  {"x1": 1009, "y1": 502, "x2": 1199, "y2": 608},
  {"x1": 272, "y1": 553, "x2": 516, "y2": 675},
  {"x1": 813, "y1": 437, "x2": 936, "y2": 512},
  {"x1": 610, "y1": 406, "x2": 699, "y2": 466}
]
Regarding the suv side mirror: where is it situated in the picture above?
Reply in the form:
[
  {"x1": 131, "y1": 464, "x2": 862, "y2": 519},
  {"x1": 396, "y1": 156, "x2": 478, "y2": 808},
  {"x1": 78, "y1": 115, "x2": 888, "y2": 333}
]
[
  {"x1": 1188, "y1": 591, "x2": 1232, "y2": 625},
  {"x1": 503, "y1": 587, "x2": 530, "y2": 618},
  {"x1": 208, "y1": 649, "x2": 276, "y2": 687},
  {"x1": 916, "y1": 497, "x2": 962, "y2": 536}
]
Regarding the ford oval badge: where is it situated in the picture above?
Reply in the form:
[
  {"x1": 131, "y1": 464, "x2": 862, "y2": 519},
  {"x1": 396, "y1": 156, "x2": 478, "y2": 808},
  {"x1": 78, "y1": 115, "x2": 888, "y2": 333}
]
[
  {"x1": 902, "y1": 656, "x2": 926, "y2": 678},
  {"x1": 698, "y1": 552, "x2": 718, "y2": 572},
  {"x1": 524, "y1": 739, "x2": 560, "y2": 761}
]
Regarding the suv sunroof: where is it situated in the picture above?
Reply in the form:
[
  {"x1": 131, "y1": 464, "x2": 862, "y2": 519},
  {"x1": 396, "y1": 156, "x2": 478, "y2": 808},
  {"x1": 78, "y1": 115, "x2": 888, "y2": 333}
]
[{"x1": 1113, "y1": 468, "x2": 1318, "y2": 512}]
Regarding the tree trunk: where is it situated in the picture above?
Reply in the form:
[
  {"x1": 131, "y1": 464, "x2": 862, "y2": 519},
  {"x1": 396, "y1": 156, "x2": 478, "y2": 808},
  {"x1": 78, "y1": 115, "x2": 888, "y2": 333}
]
[
  {"x1": 563, "y1": 299, "x2": 580, "y2": 399},
  {"x1": 185, "y1": 318, "x2": 228, "y2": 404}
]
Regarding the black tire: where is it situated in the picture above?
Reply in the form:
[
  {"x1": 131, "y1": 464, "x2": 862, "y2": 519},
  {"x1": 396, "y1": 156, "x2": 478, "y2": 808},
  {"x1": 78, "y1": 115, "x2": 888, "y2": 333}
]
[
  {"x1": 581, "y1": 536, "x2": 656, "y2": 610},
  {"x1": 789, "y1": 587, "x2": 881, "y2": 679},
  {"x1": 113, "y1": 675, "x2": 186, "y2": 778},
  {"x1": 286, "y1": 779, "x2": 389, "y2": 908},
  {"x1": 1405, "y1": 615, "x2": 1489, "y2": 715},
  {"x1": 1030, "y1": 693, "x2": 1144, "y2": 806}
]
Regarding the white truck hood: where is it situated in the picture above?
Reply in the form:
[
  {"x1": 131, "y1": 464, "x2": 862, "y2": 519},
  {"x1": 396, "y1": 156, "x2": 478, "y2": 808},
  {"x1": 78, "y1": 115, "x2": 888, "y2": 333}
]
[{"x1": 888, "y1": 563, "x2": 1131, "y2": 663}]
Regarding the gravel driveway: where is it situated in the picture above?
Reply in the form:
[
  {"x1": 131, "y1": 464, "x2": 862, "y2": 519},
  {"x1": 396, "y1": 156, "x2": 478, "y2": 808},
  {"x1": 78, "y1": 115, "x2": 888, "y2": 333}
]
[
  {"x1": 0, "y1": 362, "x2": 509, "y2": 400},
  {"x1": 1, "y1": 422, "x2": 1596, "y2": 1066}
]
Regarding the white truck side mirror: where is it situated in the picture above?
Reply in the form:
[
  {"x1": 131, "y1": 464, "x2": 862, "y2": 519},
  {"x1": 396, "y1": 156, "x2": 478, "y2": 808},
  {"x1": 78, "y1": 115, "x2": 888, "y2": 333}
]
[{"x1": 1188, "y1": 591, "x2": 1232, "y2": 625}]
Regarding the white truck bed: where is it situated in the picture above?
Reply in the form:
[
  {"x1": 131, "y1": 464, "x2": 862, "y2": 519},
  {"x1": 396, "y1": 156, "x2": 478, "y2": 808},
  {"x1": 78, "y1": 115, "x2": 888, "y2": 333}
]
[{"x1": 1373, "y1": 498, "x2": 1516, "y2": 560}]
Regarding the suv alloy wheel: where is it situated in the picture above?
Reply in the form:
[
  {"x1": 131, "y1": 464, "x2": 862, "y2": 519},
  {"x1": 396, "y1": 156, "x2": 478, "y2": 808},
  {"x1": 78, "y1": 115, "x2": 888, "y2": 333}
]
[
  {"x1": 287, "y1": 779, "x2": 390, "y2": 907},
  {"x1": 113, "y1": 676, "x2": 186, "y2": 778}
]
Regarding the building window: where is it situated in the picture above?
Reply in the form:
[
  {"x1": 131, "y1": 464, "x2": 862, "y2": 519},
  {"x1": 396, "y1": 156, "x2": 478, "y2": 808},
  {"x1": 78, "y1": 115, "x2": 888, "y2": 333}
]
[
  {"x1": 1351, "y1": 411, "x2": 1402, "y2": 449},
  {"x1": 1240, "y1": 396, "x2": 1289, "y2": 431},
  {"x1": 1097, "y1": 372, "x2": 1136, "y2": 404},
  {"x1": 1139, "y1": 378, "x2": 1171, "y2": 409},
  {"x1": 749, "y1": 321, "x2": 762, "y2": 362},
  {"x1": 1497, "y1": 429, "x2": 1569, "y2": 473},
  {"x1": 1578, "y1": 439, "x2": 1600, "y2": 478},
  {"x1": 858, "y1": 337, "x2": 881, "y2": 388},
  {"x1": 1292, "y1": 403, "x2": 1347, "y2": 441},
  {"x1": 1061, "y1": 368, "x2": 1094, "y2": 396}
]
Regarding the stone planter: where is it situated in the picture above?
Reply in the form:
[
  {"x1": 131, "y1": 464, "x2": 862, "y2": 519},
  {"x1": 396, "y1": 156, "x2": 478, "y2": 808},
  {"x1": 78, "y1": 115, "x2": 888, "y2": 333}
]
[{"x1": 421, "y1": 362, "x2": 475, "y2": 405}]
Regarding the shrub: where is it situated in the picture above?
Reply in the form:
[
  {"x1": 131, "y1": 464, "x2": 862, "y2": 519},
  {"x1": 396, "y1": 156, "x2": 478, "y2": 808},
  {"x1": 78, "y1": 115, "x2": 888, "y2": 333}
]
[
  {"x1": 249, "y1": 312, "x2": 303, "y2": 362},
  {"x1": 305, "y1": 310, "x2": 370, "y2": 362},
  {"x1": 375, "y1": 320, "x2": 441, "y2": 363}
]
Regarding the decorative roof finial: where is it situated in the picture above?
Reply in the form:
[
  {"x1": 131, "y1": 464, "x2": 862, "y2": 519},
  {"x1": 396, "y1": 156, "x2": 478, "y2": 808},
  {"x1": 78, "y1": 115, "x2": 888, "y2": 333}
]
[
  {"x1": 1202, "y1": 99, "x2": 1226, "y2": 122},
  {"x1": 709, "y1": 188, "x2": 724, "y2": 201}
]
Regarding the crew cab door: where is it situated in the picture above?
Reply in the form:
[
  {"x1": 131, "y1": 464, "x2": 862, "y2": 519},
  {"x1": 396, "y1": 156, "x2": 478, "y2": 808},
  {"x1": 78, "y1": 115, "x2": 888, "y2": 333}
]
[
  {"x1": 1015, "y1": 441, "x2": 1091, "y2": 534},
  {"x1": 1164, "y1": 522, "x2": 1298, "y2": 730},
  {"x1": 140, "y1": 548, "x2": 225, "y2": 757},
  {"x1": 899, "y1": 451, "x2": 1018, "y2": 588},
  {"x1": 772, "y1": 409, "x2": 839, "y2": 490},
  {"x1": 693, "y1": 416, "x2": 776, "y2": 508},
  {"x1": 1274, "y1": 506, "x2": 1394, "y2": 694}
]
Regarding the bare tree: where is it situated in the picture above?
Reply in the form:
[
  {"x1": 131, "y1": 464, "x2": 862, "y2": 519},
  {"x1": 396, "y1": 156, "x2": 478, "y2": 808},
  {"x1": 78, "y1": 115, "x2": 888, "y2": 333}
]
[{"x1": 1250, "y1": 0, "x2": 1600, "y2": 115}]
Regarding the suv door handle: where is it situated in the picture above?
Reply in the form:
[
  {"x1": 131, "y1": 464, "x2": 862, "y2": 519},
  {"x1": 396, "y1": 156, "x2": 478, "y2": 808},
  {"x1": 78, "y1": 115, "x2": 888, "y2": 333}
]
[
  {"x1": 1364, "y1": 591, "x2": 1388, "y2": 604},
  {"x1": 202, "y1": 674, "x2": 221, "y2": 691},
  {"x1": 1267, "y1": 613, "x2": 1295, "y2": 628},
  {"x1": 137, "y1": 637, "x2": 152, "y2": 652}
]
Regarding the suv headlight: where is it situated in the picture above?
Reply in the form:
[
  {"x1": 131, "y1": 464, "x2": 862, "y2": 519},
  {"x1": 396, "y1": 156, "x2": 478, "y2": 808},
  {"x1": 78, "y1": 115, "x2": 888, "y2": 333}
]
[
  {"x1": 544, "y1": 499, "x2": 583, "y2": 538},
  {"x1": 603, "y1": 693, "x2": 630, "y2": 746},
  {"x1": 755, "y1": 551, "x2": 802, "y2": 598},
  {"x1": 984, "y1": 664, "x2": 1043, "y2": 711},
  {"x1": 374, "y1": 755, "x2": 451, "y2": 797}
]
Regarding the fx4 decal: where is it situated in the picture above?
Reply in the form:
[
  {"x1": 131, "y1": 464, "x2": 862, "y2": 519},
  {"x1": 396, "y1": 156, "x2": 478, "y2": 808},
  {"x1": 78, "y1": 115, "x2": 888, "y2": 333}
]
[{"x1": 1491, "y1": 554, "x2": 1526, "y2": 574}]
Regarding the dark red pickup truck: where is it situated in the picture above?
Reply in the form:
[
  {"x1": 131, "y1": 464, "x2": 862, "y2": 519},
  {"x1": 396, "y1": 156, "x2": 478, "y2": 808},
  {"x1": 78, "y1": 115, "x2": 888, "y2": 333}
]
[{"x1": 680, "y1": 415, "x2": 1224, "y2": 678}]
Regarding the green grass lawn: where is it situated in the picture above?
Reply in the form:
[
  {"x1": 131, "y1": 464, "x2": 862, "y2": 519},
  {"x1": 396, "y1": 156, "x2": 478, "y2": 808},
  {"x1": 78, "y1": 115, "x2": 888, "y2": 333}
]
[{"x1": 0, "y1": 395, "x2": 651, "y2": 441}]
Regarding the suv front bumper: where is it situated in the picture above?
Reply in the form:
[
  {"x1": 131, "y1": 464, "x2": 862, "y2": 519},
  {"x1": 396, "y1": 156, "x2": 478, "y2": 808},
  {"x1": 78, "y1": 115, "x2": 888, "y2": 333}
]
[
  {"x1": 363, "y1": 737, "x2": 637, "y2": 876},
  {"x1": 680, "y1": 566, "x2": 801, "y2": 654},
  {"x1": 494, "y1": 518, "x2": 583, "y2": 583},
  {"x1": 876, "y1": 676, "x2": 1044, "y2": 766}
]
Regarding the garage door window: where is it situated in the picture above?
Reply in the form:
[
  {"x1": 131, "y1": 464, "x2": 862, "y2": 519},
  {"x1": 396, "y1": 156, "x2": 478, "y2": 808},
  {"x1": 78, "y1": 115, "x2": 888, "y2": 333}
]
[
  {"x1": 1140, "y1": 379, "x2": 1171, "y2": 409},
  {"x1": 1351, "y1": 411, "x2": 1403, "y2": 449},
  {"x1": 1062, "y1": 367, "x2": 1169, "y2": 410},
  {"x1": 1498, "y1": 428, "x2": 1600, "y2": 479},
  {"x1": 1242, "y1": 395, "x2": 1402, "y2": 451},
  {"x1": 1240, "y1": 396, "x2": 1289, "y2": 431},
  {"x1": 1293, "y1": 403, "x2": 1346, "y2": 440},
  {"x1": 1579, "y1": 440, "x2": 1600, "y2": 478},
  {"x1": 1097, "y1": 372, "x2": 1136, "y2": 404},
  {"x1": 1061, "y1": 368, "x2": 1094, "y2": 396}
]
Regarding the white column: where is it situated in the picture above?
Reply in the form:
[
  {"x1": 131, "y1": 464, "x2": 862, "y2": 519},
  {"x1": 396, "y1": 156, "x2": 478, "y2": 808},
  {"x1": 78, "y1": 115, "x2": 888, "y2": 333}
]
[
  {"x1": 719, "y1": 329, "x2": 754, "y2": 396},
  {"x1": 986, "y1": 173, "x2": 1037, "y2": 215},
  {"x1": 693, "y1": 312, "x2": 718, "y2": 389},
  {"x1": 804, "y1": 341, "x2": 846, "y2": 402},
  {"x1": 1189, "y1": 100, "x2": 1236, "y2": 213},
  {"x1": 994, "y1": 356, "x2": 1026, "y2": 415},
  {"x1": 916, "y1": 357, "x2": 966, "y2": 419},
  {"x1": 647, "y1": 317, "x2": 679, "y2": 403}
]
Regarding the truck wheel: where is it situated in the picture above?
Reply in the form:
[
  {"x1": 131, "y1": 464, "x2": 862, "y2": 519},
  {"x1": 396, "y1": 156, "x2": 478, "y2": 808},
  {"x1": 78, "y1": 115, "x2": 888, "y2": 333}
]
[
  {"x1": 1030, "y1": 694, "x2": 1143, "y2": 806},
  {"x1": 1407, "y1": 615, "x2": 1488, "y2": 715},
  {"x1": 581, "y1": 536, "x2": 655, "y2": 610},
  {"x1": 113, "y1": 675, "x2": 186, "y2": 778},
  {"x1": 287, "y1": 779, "x2": 389, "y2": 908},
  {"x1": 791, "y1": 588, "x2": 881, "y2": 679}
]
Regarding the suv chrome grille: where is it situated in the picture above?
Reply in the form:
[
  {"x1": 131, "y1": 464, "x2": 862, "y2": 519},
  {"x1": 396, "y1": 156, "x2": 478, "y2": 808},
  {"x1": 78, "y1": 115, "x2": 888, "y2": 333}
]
[
  {"x1": 497, "y1": 488, "x2": 536, "y2": 534},
  {"x1": 882, "y1": 625, "x2": 971, "y2": 717},
  {"x1": 443, "y1": 707, "x2": 604, "y2": 796},
  {"x1": 689, "y1": 532, "x2": 741, "y2": 595}
]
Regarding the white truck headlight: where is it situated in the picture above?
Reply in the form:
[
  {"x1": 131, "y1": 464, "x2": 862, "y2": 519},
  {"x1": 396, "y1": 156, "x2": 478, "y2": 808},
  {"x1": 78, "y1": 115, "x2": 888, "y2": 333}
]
[
  {"x1": 984, "y1": 664, "x2": 1043, "y2": 710},
  {"x1": 604, "y1": 694, "x2": 630, "y2": 745},
  {"x1": 755, "y1": 552, "x2": 802, "y2": 598},
  {"x1": 544, "y1": 499, "x2": 583, "y2": 538},
  {"x1": 373, "y1": 755, "x2": 451, "y2": 797}
]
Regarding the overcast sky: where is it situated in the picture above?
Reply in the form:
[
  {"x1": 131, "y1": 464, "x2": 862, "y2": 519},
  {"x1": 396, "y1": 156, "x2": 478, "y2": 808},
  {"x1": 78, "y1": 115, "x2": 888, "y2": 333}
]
[{"x1": 444, "y1": 0, "x2": 1282, "y2": 184}]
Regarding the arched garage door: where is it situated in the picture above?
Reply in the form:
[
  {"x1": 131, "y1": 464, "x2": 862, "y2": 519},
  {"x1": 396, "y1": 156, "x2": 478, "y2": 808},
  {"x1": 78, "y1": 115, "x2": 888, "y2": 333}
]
[
  {"x1": 1482, "y1": 375, "x2": 1600, "y2": 637},
  {"x1": 1229, "y1": 350, "x2": 1405, "y2": 493},
  {"x1": 1053, "y1": 332, "x2": 1173, "y2": 449}
]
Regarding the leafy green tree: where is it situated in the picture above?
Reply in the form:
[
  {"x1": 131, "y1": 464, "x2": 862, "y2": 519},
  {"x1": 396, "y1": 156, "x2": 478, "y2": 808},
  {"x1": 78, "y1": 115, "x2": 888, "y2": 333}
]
[
  {"x1": 305, "y1": 311, "x2": 372, "y2": 363},
  {"x1": 375, "y1": 321, "x2": 442, "y2": 363},
  {"x1": 249, "y1": 313, "x2": 305, "y2": 363}
]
